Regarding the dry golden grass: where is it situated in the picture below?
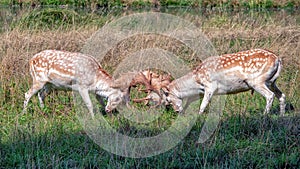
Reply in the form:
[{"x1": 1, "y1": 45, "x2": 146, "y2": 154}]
[{"x1": 1, "y1": 16, "x2": 299, "y2": 72}]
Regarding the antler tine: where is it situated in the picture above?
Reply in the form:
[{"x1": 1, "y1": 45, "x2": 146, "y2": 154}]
[
  {"x1": 130, "y1": 70, "x2": 172, "y2": 106},
  {"x1": 130, "y1": 71, "x2": 153, "y2": 93}
]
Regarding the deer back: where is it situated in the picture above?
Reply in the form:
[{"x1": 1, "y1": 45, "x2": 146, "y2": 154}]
[
  {"x1": 194, "y1": 49, "x2": 280, "y2": 83},
  {"x1": 29, "y1": 50, "x2": 112, "y2": 90}
]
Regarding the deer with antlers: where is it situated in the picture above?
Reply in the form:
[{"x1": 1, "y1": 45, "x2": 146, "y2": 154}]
[
  {"x1": 165, "y1": 49, "x2": 286, "y2": 115},
  {"x1": 23, "y1": 50, "x2": 129, "y2": 117}
]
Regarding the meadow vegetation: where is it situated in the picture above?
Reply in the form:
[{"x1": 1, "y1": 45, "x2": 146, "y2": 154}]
[
  {"x1": 0, "y1": 0, "x2": 300, "y2": 9},
  {"x1": 0, "y1": 6, "x2": 299, "y2": 168}
]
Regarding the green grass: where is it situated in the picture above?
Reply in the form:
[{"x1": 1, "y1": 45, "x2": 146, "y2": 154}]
[
  {"x1": 1, "y1": 7, "x2": 300, "y2": 168},
  {"x1": 1, "y1": 97, "x2": 298, "y2": 168},
  {"x1": 0, "y1": 75, "x2": 298, "y2": 168}
]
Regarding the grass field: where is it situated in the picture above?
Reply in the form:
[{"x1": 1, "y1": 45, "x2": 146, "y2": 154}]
[
  {"x1": 0, "y1": 7, "x2": 299, "y2": 168},
  {"x1": 1, "y1": 0, "x2": 300, "y2": 8}
]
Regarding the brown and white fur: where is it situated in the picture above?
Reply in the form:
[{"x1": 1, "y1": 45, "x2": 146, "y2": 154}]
[
  {"x1": 23, "y1": 50, "x2": 129, "y2": 117},
  {"x1": 166, "y1": 49, "x2": 286, "y2": 115}
]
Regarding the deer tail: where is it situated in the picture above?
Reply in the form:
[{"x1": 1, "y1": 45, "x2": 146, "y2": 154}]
[{"x1": 269, "y1": 58, "x2": 282, "y2": 83}]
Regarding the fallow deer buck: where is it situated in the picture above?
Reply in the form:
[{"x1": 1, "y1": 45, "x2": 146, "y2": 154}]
[
  {"x1": 165, "y1": 49, "x2": 286, "y2": 116},
  {"x1": 23, "y1": 50, "x2": 129, "y2": 117}
]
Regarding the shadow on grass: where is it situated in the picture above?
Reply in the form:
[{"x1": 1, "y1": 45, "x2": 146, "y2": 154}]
[{"x1": 0, "y1": 112, "x2": 299, "y2": 168}]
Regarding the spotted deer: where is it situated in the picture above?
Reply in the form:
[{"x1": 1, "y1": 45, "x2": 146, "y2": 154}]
[
  {"x1": 165, "y1": 49, "x2": 286, "y2": 115},
  {"x1": 23, "y1": 50, "x2": 129, "y2": 117}
]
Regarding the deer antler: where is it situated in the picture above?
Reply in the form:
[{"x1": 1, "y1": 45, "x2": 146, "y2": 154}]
[
  {"x1": 129, "y1": 70, "x2": 153, "y2": 93},
  {"x1": 129, "y1": 70, "x2": 172, "y2": 107}
]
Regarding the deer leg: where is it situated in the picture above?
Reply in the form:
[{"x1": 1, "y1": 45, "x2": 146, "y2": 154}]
[
  {"x1": 251, "y1": 84, "x2": 275, "y2": 114},
  {"x1": 199, "y1": 89, "x2": 215, "y2": 115},
  {"x1": 79, "y1": 88, "x2": 94, "y2": 118},
  {"x1": 270, "y1": 82, "x2": 286, "y2": 116},
  {"x1": 23, "y1": 82, "x2": 46, "y2": 113},
  {"x1": 37, "y1": 85, "x2": 51, "y2": 108}
]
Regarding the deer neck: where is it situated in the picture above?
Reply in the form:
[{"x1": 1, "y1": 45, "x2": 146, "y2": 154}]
[
  {"x1": 94, "y1": 78, "x2": 116, "y2": 98},
  {"x1": 170, "y1": 72, "x2": 204, "y2": 99}
]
